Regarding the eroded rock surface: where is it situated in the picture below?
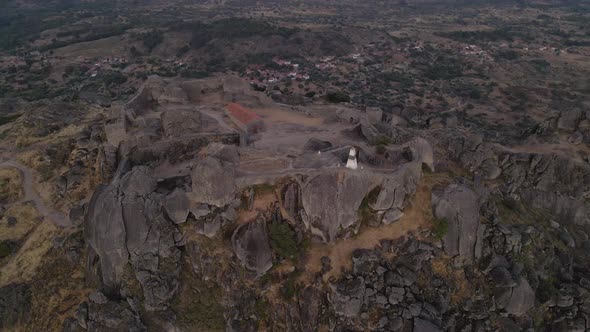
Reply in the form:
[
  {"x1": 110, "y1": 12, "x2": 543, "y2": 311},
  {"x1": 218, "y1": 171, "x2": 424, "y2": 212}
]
[
  {"x1": 301, "y1": 162, "x2": 422, "y2": 242},
  {"x1": 432, "y1": 184, "x2": 486, "y2": 263},
  {"x1": 191, "y1": 144, "x2": 238, "y2": 208},
  {"x1": 231, "y1": 221, "x2": 273, "y2": 277},
  {"x1": 84, "y1": 166, "x2": 183, "y2": 310}
]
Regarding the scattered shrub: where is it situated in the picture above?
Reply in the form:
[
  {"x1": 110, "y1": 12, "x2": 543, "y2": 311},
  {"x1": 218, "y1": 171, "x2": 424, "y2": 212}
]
[
  {"x1": 0, "y1": 241, "x2": 12, "y2": 259},
  {"x1": 370, "y1": 135, "x2": 392, "y2": 146},
  {"x1": 269, "y1": 221, "x2": 298, "y2": 259},
  {"x1": 252, "y1": 183, "x2": 274, "y2": 196},
  {"x1": 0, "y1": 113, "x2": 21, "y2": 126},
  {"x1": 280, "y1": 271, "x2": 301, "y2": 300},
  {"x1": 325, "y1": 91, "x2": 350, "y2": 103},
  {"x1": 495, "y1": 50, "x2": 520, "y2": 60},
  {"x1": 375, "y1": 145, "x2": 386, "y2": 155},
  {"x1": 432, "y1": 218, "x2": 449, "y2": 240}
]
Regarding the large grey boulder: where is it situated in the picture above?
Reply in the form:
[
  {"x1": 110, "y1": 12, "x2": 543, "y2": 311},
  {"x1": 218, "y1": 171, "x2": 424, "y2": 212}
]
[
  {"x1": 495, "y1": 277, "x2": 535, "y2": 316},
  {"x1": 301, "y1": 170, "x2": 373, "y2": 243},
  {"x1": 303, "y1": 138, "x2": 333, "y2": 152},
  {"x1": 439, "y1": 133, "x2": 495, "y2": 171},
  {"x1": 160, "y1": 108, "x2": 220, "y2": 138},
  {"x1": 191, "y1": 144, "x2": 239, "y2": 207},
  {"x1": 330, "y1": 277, "x2": 366, "y2": 317},
  {"x1": 479, "y1": 158, "x2": 502, "y2": 180},
  {"x1": 520, "y1": 189, "x2": 590, "y2": 226},
  {"x1": 301, "y1": 163, "x2": 422, "y2": 243},
  {"x1": 163, "y1": 189, "x2": 191, "y2": 224},
  {"x1": 403, "y1": 137, "x2": 434, "y2": 172},
  {"x1": 371, "y1": 162, "x2": 422, "y2": 212},
  {"x1": 432, "y1": 184, "x2": 486, "y2": 264},
  {"x1": 501, "y1": 153, "x2": 590, "y2": 199},
  {"x1": 413, "y1": 318, "x2": 442, "y2": 332},
  {"x1": 489, "y1": 266, "x2": 517, "y2": 287},
  {"x1": 76, "y1": 300, "x2": 146, "y2": 332},
  {"x1": 231, "y1": 221, "x2": 273, "y2": 277},
  {"x1": 85, "y1": 184, "x2": 128, "y2": 294},
  {"x1": 557, "y1": 109, "x2": 583, "y2": 132},
  {"x1": 382, "y1": 208, "x2": 404, "y2": 225},
  {"x1": 281, "y1": 182, "x2": 301, "y2": 221},
  {"x1": 84, "y1": 166, "x2": 183, "y2": 310},
  {"x1": 125, "y1": 76, "x2": 167, "y2": 118},
  {"x1": 498, "y1": 152, "x2": 590, "y2": 226}
]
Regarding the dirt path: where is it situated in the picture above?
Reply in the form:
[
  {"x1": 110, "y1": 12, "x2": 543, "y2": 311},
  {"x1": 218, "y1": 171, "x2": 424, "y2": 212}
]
[{"x1": 0, "y1": 160, "x2": 71, "y2": 228}]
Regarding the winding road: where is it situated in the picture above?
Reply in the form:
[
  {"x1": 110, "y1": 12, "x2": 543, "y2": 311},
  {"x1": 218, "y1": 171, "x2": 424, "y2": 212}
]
[{"x1": 0, "y1": 159, "x2": 71, "y2": 228}]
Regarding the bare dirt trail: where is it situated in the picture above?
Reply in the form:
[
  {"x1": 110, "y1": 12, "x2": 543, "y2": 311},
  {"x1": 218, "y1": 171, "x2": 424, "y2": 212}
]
[{"x1": 0, "y1": 159, "x2": 71, "y2": 228}]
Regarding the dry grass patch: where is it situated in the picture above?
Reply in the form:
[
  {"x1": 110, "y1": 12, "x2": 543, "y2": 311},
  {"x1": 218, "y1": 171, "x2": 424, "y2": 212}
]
[
  {"x1": 15, "y1": 150, "x2": 39, "y2": 169},
  {"x1": 11, "y1": 231, "x2": 95, "y2": 331},
  {"x1": 0, "y1": 203, "x2": 41, "y2": 242},
  {"x1": 0, "y1": 167, "x2": 23, "y2": 204},
  {"x1": 0, "y1": 220, "x2": 60, "y2": 286},
  {"x1": 431, "y1": 257, "x2": 471, "y2": 305}
]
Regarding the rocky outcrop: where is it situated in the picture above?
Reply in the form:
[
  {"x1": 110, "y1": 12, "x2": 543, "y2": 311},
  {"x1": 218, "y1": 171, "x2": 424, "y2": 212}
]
[
  {"x1": 371, "y1": 162, "x2": 422, "y2": 212},
  {"x1": 432, "y1": 184, "x2": 486, "y2": 264},
  {"x1": 301, "y1": 162, "x2": 422, "y2": 242},
  {"x1": 330, "y1": 277, "x2": 366, "y2": 317},
  {"x1": 403, "y1": 137, "x2": 434, "y2": 172},
  {"x1": 301, "y1": 170, "x2": 373, "y2": 242},
  {"x1": 437, "y1": 131, "x2": 590, "y2": 226},
  {"x1": 500, "y1": 153, "x2": 590, "y2": 225},
  {"x1": 557, "y1": 109, "x2": 584, "y2": 132},
  {"x1": 125, "y1": 76, "x2": 187, "y2": 118},
  {"x1": 191, "y1": 144, "x2": 238, "y2": 207},
  {"x1": 495, "y1": 277, "x2": 535, "y2": 316},
  {"x1": 163, "y1": 189, "x2": 191, "y2": 225},
  {"x1": 500, "y1": 152, "x2": 590, "y2": 198},
  {"x1": 84, "y1": 183, "x2": 128, "y2": 293},
  {"x1": 231, "y1": 221, "x2": 273, "y2": 277},
  {"x1": 303, "y1": 138, "x2": 333, "y2": 152},
  {"x1": 520, "y1": 188, "x2": 590, "y2": 225},
  {"x1": 160, "y1": 109, "x2": 219, "y2": 138},
  {"x1": 281, "y1": 181, "x2": 301, "y2": 221},
  {"x1": 84, "y1": 166, "x2": 183, "y2": 310},
  {"x1": 75, "y1": 300, "x2": 146, "y2": 332}
]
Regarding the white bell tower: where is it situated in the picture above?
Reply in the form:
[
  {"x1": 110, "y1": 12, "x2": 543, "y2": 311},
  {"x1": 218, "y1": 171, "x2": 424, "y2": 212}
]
[{"x1": 346, "y1": 147, "x2": 358, "y2": 170}]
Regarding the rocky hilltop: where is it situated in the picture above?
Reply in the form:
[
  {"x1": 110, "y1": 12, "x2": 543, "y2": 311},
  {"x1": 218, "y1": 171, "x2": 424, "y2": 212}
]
[{"x1": 0, "y1": 73, "x2": 589, "y2": 332}]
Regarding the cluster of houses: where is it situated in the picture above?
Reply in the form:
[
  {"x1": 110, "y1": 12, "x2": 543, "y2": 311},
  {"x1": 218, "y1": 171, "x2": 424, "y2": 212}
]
[
  {"x1": 315, "y1": 55, "x2": 337, "y2": 70},
  {"x1": 245, "y1": 57, "x2": 311, "y2": 86},
  {"x1": 164, "y1": 56, "x2": 186, "y2": 67},
  {"x1": 81, "y1": 56, "x2": 128, "y2": 77}
]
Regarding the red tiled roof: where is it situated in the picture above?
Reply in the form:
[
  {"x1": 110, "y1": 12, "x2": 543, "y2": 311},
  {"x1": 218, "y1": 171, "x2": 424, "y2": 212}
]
[{"x1": 226, "y1": 103, "x2": 262, "y2": 125}]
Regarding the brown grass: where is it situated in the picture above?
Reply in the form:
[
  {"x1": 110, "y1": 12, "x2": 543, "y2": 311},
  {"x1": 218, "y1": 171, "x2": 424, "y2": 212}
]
[
  {"x1": 431, "y1": 256, "x2": 471, "y2": 305},
  {"x1": 237, "y1": 187, "x2": 279, "y2": 224},
  {"x1": 0, "y1": 203, "x2": 41, "y2": 242},
  {"x1": 20, "y1": 231, "x2": 94, "y2": 331},
  {"x1": 0, "y1": 220, "x2": 60, "y2": 286},
  {"x1": 0, "y1": 167, "x2": 23, "y2": 204}
]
